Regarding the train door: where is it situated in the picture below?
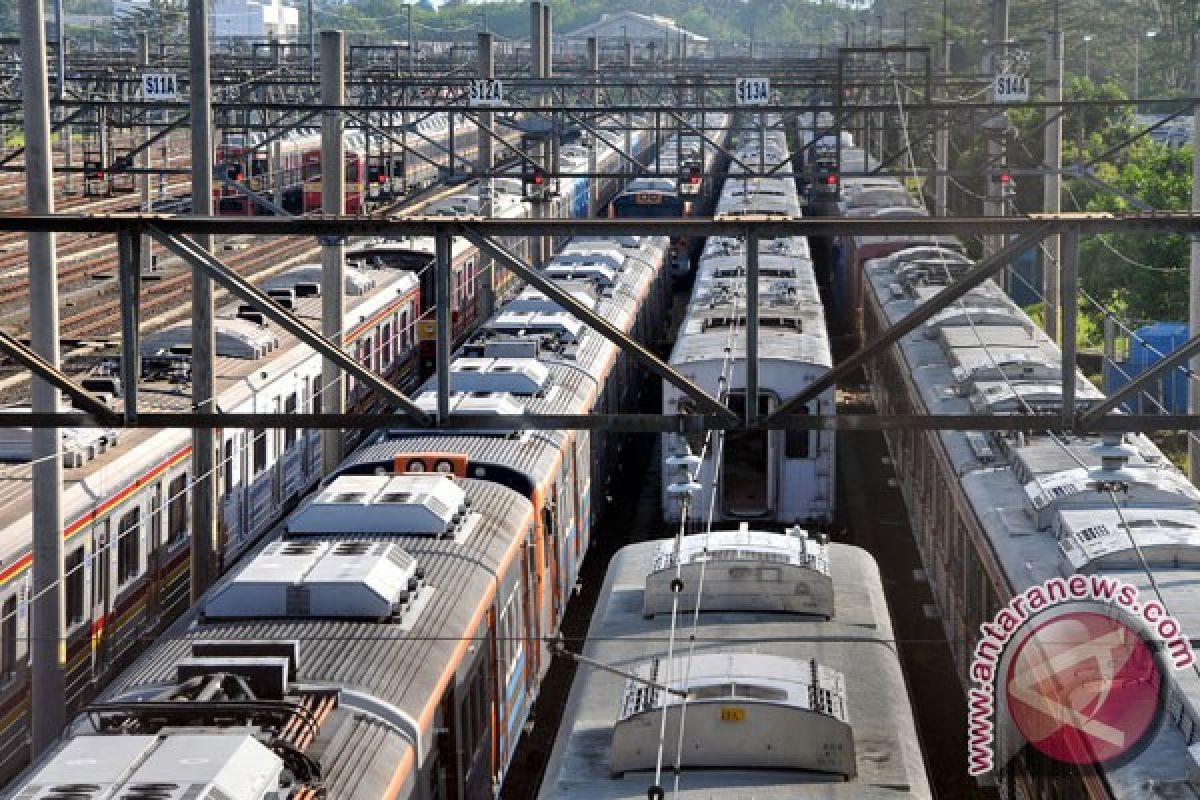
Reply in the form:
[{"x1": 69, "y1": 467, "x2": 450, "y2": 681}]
[
  {"x1": 238, "y1": 433, "x2": 251, "y2": 539},
  {"x1": 542, "y1": 497, "x2": 562, "y2": 623},
  {"x1": 146, "y1": 481, "x2": 163, "y2": 623},
  {"x1": 271, "y1": 397, "x2": 283, "y2": 509},
  {"x1": 721, "y1": 393, "x2": 774, "y2": 517},
  {"x1": 90, "y1": 517, "x2": 111, "y2": 672}
]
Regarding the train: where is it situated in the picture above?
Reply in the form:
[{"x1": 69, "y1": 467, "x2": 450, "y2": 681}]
[
  {"x1": 661, "y1": 118, "x2": 835, "y2": 527},
  {"x1": 3, "y1": 220, "x2": 675, "y2": 798},
  {"x1": 214, "y1": 113, "x2": 509, "y2": 216},
  {"x1": 0, "y1": 260, "x2": 421, "y2": 782},
  {"x1": 539, "y1": 527, "x2": 932, "y2": 798},
  {"x1": 0, "y1": 128, "x2": 660, "y2": 784},
  {"x1": 839, "y1": 144, "x2": 1200, "y2": 799},
  {"x1": 609, "y1": 112, "x2": 730, "y2": 277}
]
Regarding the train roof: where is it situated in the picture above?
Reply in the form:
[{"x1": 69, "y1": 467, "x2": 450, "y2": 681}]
[
  {"x1": 539, "y1": 536, "x2": 930, "y2": 799},
  {"x1": 672, "y1": 236, "x2": 830, "y2": 368},
  {"x1": 0, "y1": 259, "x2": 419, "y2": 555},
  {"x1": 862, "y1": 239, "x2": 1200, "y2": 795},
  {"x1": 336, "y1": 233, "x2": 670, "y2": 493},
  {"x1": 79, "y1": 476, "x2": 533, "y2": 800}
]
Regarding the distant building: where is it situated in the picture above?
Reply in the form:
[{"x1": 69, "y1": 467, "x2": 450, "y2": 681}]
[
  {"x1": 563, "y1": 11, "x2": 707, "y2": 57},
  {"x1": 211, "y1": 0, "x2": 298, "y2": 41},
  {"x1": 112, "y1": 0, "x2": 298, "y2": 41}
]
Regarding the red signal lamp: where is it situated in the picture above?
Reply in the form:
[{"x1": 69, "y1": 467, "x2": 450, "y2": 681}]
[{"x1": 825, "y1": 174, "x2": 839, "y2": 186}]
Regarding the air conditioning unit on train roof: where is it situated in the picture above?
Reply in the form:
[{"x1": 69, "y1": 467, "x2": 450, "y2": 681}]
[
  {"x1": 449, "y1": 356, "x2": 550, "y2": 396},
  {"x1": 504, "y1": 284, "x2": 598, "y2": 315},
  {"x1": 643, "y1": 525, "x2": 833, "y2": 617},
  {"x1": 289, "y1": 473, "x2": 470, "y2": 538},
  {"x1": 486, "y1": 310, "x2": 585, "y2": 343},
  {"x1": 12, "y1": 733, "x2": 284, "y2": 800},
  {"x1": 206, "y1": 538, "x2": 426, "y2": 622},
  {"x1": 610, "y1": 653, "x2": 855, "y2": 778}
]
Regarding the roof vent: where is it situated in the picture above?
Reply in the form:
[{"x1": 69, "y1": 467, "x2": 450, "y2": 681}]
[
  {"x1": 12, "y1": 735, "x2": 283, "y2": 800},
  {"x1": 141, "y1": 319, "x2": 277, "y2": 360},
  {"x1": 288, "y1": 473, "x2": 475, "y2": 539},
  {"x1": 611, "y1": 653, "x2": 854, "y2": 777},
  {"x1": 486, "y1": 311, "x2": 585, "y2": 343},
  {"x1": 206, "y1": 537, "x2": 427, "y2": 622},
  {"x1": 643, "y1": 525, "x2": 833, "y2": 617},
  {"x1": 449, "y1": 357, "x2": 550, "y2": 396}
]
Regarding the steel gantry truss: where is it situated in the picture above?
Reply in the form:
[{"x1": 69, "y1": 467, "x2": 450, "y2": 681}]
[{"x1": 2, "y1": 212, "x2": 1200, "y2": 434}]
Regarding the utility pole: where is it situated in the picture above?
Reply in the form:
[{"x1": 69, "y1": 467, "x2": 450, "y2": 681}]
[
  {"x1": 1044, "y1": 29, "x2": 1064, "y2": 342},
  {"x1": 544, "y1": 2, "x2": 558, "y2": 258},
  {"x1": 935, "y1": 38, "x2": 950, "y2": 216},
  {"x1": 308, "y1": 0, "x2": 315, "y2": 80},
  {"x1": 321, "y1": 30, "x2": 346, "y2": 474},
  {"x1": 188, "y1": 0, "x2": 218, "y2": 602},
  {"x1": 22, "y1": 0, "x2": 66, "y2": 755},
  {"x1": 1189, "y1": 27, "x2": 1200, "y2": 482},
  {"x1": 478, "y1": 31, "x2": 495, "y2": 320}
]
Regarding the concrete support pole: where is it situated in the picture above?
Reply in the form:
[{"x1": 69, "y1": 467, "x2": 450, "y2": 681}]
[
  {"x1": 983, "y1": 0, "x2": 1009, "y2": 275},
  {"x1": 624, "y1": 41, "x2": 633, "y2": 191},
  {"x1": 529, "y1": 2, "x2": 544, "y2": 268},
  {"x1": 1189, "y1": 28, "x2": 1200, "y2": 481},
  {"x1": 22, "y1": 0, "x2": 66, "y2": 755},
  {"x1": 188, "y1": 0, "x2": 218, "y2": 602},
  {"x1": 1043, "y1": 30, "x2": 1064, "y2": 342},
  {"x1": 54, "y1": 0, "x2": 70, "y2": 193},
  {"x1": 272, "y1": 42, "x2": 284, "y2": 209},
  {"x1": 541, "y1": 2, "x2": 552, "y2": 78},
  {"x1": 542, "y1": 3, "x2": 554, "y2": 263},
  {"x1": 138, "y1": 33, "x2": 153, "y2": 273},
  {"x1": 435, "y1": 231, "x2": 451, "y2": 422},
  {"x1": 586, "y1": 37, "x2": 599, "y2": 215},
  {"x1": 478, "y1": 32, "x2": 495, "y2": 319},
  {"x1": 935, "y1": 40, "x2": 949, "y2": 216},
  {"x1": 320, "y1": 30, "x2": 346, "y2": 474}
]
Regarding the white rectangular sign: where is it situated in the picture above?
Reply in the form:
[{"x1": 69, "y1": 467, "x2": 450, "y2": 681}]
[
  {"x1": 735, "y1": 77, "x2": 771, "y2": 106},
  {"x1": 142, "y1": 73, "x2": 178, "y2": 100},
  {"x1": 469, "y1": 78, "x2": 505, "y2": 107},
  {"x1": 993, "y1": 73, "x2": 1029, "y2": 103}
]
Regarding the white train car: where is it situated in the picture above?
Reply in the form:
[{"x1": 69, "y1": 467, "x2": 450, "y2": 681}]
[
  {"x1": 662, "y1": 127, "x2": 834, "y2": 526},
  {"x1": 862, "y1": 234, "x2": 1200, "y2": 798},
  {"x1": 540, "y1": 527, "x2": 931, "y2": 798}
]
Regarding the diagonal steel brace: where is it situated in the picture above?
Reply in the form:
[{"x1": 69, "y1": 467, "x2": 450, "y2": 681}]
[
  {"x1": 147, "y1": 225, "x2": 433, "y2": 426},
  {"x1": 0, "y1": 329, "x2": 118, "y2": 421},
  {"x1": 458, "y1": 225, "x2": 739, "y2": 425}
]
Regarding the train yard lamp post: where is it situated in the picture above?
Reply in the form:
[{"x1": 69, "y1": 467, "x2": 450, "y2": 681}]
[
  {"x1": 1134, "y1": 30, "x2": 1158, "y2": 106},
  {"x1": 1083, "y1": 33, "x2": 1094, "y2": 80}
]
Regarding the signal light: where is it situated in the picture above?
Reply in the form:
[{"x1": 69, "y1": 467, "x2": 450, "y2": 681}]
[
  {"x1": 532, "y1": 170, "x2": 545, "y2": 186},
  {"x1": 825, "y1": 174, "x2": 839, "y2": 186}
]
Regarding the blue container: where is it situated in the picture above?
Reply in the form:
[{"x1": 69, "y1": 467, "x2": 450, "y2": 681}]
[{"x1": 1104, "y1": 321, "x2": 1190, "y2": 413}]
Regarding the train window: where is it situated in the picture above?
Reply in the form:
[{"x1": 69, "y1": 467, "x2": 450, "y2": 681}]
[
  {"x1": 312, "y1": 386, "x2": 322, "y2": 417},
  {"x1": 0, "y1": 595, "x2": 14, "y2": 677},
  {"x1": 252, "y1": 429, "x2": 268, "y2": 474},
  {"x1": 284, "y1": 393, "x2": 299, "y2": 446},
  {"x1": 65, "y1": 548, "x2": 85, "y2": 628},
  {"x1": 303, "y1": 162, "x2": 320, "y2": 181},
  {"x1": 117, "y1": 509, "x2": 141, "y2": 586},
  {"x1": 223, "y1": 439, "x2": 235, "y2": 495},
  {"x1": 785, "y1": 405, "x2": 813, "y2": 459},
  {"x1": 167, "y1": 474, "x2": 188, "y2": 547},
  {"x1": 400, "y1": 309, "x2": 411, "y2": 350}
]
